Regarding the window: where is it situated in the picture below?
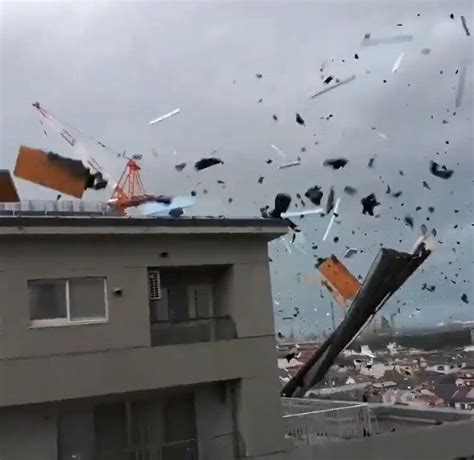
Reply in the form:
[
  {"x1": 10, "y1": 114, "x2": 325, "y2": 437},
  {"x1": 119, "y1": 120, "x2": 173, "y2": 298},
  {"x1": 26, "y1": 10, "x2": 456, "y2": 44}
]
[
  {"x1": 28, "y1": 277, "x2": 107, "y2": 326},
  {"x1": 150, "y1": 284, "x2": 214, "y2": 323}
]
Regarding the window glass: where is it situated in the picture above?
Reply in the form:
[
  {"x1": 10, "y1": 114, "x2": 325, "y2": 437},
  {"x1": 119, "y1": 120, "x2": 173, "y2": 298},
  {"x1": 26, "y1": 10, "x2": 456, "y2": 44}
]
[
  {"x1": 28, "y1": 279, "x2": 67, "y2": 320},
  {"x1": 69, "y1": 278, "x2": 106, "y2": 320}
]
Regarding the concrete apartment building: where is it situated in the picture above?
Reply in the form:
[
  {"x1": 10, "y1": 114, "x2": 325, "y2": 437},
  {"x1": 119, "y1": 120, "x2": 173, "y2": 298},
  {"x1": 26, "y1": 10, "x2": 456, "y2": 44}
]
[
  {"x1": 0, "y1": 213, "x2": 288, "y2": 460},
  {"x1": 1, "y1": 205, "x2": 474, "y2": 460}
]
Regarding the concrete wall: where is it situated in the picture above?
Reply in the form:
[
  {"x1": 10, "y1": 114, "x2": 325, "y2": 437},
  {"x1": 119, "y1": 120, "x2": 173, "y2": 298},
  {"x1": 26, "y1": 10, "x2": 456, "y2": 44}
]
[
  {"x1": 0, "y1": 234, "x2": 273, "y2": 360},
  {"x1": 0, "y1": 405, "x2": 57, "y2": 460},
  {"x1": 290, "y1": 419, "x2": 474, "y2": 460}
]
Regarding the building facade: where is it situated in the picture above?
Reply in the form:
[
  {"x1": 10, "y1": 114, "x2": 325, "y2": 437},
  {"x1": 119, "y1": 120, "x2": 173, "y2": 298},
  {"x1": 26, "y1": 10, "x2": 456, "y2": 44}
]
[{"x1": 0, "y1": 215, "x2": 288, "y2": 460}]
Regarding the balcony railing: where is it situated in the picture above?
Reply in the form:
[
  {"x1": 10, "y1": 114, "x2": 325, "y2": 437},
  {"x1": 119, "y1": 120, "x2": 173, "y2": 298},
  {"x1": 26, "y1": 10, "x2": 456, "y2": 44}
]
[
  {"x1": 0, "y1": 199, "x2": 111, "y2": 216},
  {"x1": 282, "y1": 398, "x2": 375, "y2": 445},
  {"x1": 94, "y1": 438, "x2": 198, "y2": 460},
  {"x1": 150, "y1": 316, "x2": 237, "y2": 346}
]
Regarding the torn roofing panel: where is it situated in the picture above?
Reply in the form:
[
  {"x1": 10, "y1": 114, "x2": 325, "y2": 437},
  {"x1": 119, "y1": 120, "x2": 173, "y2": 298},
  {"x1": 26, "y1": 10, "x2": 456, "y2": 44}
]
[
  {"x1": 317, "y1": 255, "x2": 360, "y2": 305},
  {"x1": 0, "y1": 170, "x2": 20, "y2": 202},
  {"x1": 282, "y1": 242, "x2": 432, "y2": 398},
  {"x1": 14, "y1": 146, "x2": 88, "y2": 198}
]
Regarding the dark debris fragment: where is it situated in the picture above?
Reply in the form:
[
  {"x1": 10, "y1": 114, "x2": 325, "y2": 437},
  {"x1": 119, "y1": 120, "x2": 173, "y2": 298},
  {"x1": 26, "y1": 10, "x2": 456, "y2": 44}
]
[
  {"x1": 404, "y1": 215, "x2": 414, "y2": 229},
  {"x1": 174, "y1": 162, "x2": 187, "y2": 172},
  {"x1": 430, "y1": 161, "x2": 453, "y2": 179},
  {"x1": 296, "y1": 113, "x2": 306, "y2": 126},
  {"x1": 305, "y1": 185, "x2": 324, "y2": 206},
  {"x1": 344, "y1": 186, "x2": 357, "y2": 196},
  {"x1": 361, "y1": 193, "x2": 380, "y2": 216},
  {"x1": 323, "y1": 158, "x2": 349, "y2": 169},
  {"x1": 422, "y1": 181, "x2": 431, "y2": 190},
  {"x1": 194, "y1": 157, "x2": 223, "y2": 171}
]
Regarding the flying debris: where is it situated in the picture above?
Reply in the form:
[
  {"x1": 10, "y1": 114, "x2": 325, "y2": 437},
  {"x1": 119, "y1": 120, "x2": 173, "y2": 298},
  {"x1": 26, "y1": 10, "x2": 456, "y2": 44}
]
[
  {"x1": 323, "y1": 158, "x2": 349, "y2": 170},
  {"x1": 455, "y1": 64, "x2": 467, "y2": 108},
  {"x1": 344, "y1": 248, "x2": 358, "y2": 258},
  {"x1": 376, "y1": 131, "x2": 388, "y2": 140},
  {"x1": 278, "y1": 161, "x2": 301, "y2": 169},
  {"x1": 282, "y1": 236, "x2": 432, "y2": 397},
  {"x1": 169, "y1": 207, "x2": 184, "y2": 218},
  {"x1": 361, "y1": 193, "x2": 380, "y2": 216},
  {"x1": 310, "y1": 74, "x2": 356, "y2": 100},
  {"x1": 149, "y1": 108, "x2": 180, "y2": 125},
  {"x1": 14, "y1": 146, "x2": 107, "y2": 198},
  {"x1": 422, "y1": 283, "x2": 436, "y2": 293},
  {"x1": 305, "y1": 185, "x2": 324, "y2": 205},
  {"x1": 271, "y1": 144, "x2": 287, "y2": 158},
  {"x1": 255, "y1": 73, "x2": 263, "y2": 79},
  {"x1": 404, "y1": 216, "x2": 414, "y2": 229},
  {"x1": 0, "y1": 170, "x2": 20, "y2": 202},
  {"x1": 420, "y1": 224, "x2": 428, "y2": 236},
  {"x1": 344, "y1": 186, "x2": 357, "y2": 196},
  {"x1": 281, "y1": 208, "x2": 323, "y2": 219},
  {"x1": 461, "y1": 293, "x2": 469, "y2": 304},
  {"x1": 392, "y1": 191, "x2": 402, "y2": 198},
  {"x1": 361, "y1": 34, "x2": 413, "y2": 46},
  {"x1": 420, "y1": 48, "x2": 431, "y2": 55},
  {"x1": 296, "y1": 113, "x2": 306, "y2": 126},
  {"x1": 325, "y1": 187, "x2": 335, "y2": 214},
  {"x1": 422, "y1": 181, "x2": 431, "y2": 190},
  {"x1": 429, "y1": 161, "x2": 454, "y2": 179},
  {"x1": 174, "y1": 162, "x2": 187, "y2": 172},
  {"x1": 386, "y1": 185, "x2": 392, "y2": 194},
  {"x1": 367, "y1": 156, "x2": 375, "y2": 168},
  {"x1": 272, "y1": 114, "x2": 278, "y2": 122},
  {"x1": 460, "y1": 15, "x2": 471, "y2": 36},
  {"x1": 258, "y1": 176, "x2": 264, "y2": 184},
  {"x1": 270, "y1": 193, "x2": 292, "y2": 218},
  {"x1": 324, "y1": 76, "x2": 334, "y2": 84},
  {"x1": 323, "y1": 198, "x2": 340, "y2": 241},
  {"x1": 194, "y1": 157, "x2": 223, "y2": 171},
  {"x1": 316, "y1": 255, "x2": 360, "y2": 307},
  {"x1": 391, "y1": 52, "x2": 405, "y2": 73}
]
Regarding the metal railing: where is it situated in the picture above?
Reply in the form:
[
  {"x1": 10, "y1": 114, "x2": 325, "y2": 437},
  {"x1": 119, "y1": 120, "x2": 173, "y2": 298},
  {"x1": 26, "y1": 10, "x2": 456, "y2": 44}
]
[
  {"x1": 0, "y1": 199, "x2": 111, "y2": 216},
  {"x1": 150, "y1": 316, "x2": 237, "y2": 346},
  {"x1": 282, "y1": 398, "x2": 374, "y2": 445},
  {"x1": 94, "y1": 438, "x2": 198, "y2": 460}
]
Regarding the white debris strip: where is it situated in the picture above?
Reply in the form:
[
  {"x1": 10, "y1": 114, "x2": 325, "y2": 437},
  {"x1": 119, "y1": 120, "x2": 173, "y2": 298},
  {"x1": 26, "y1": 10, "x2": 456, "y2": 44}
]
[
  {"x1": 278, "y1": 160, "x2": 301, "y2": 169},
  {"x1": 149, "y1": 108, "x2": 181, "y2": 125},
  {"x1": 310, "y1": 74, "x2": 356, "y2": 99},
  {"x1": 281, "y1": 208, "x2": 324, "y2": 218},
  {"x1": 361, "y1": 34, "x2": 413, "y2": 47},
  {"x1": 377, "y1": 131, "x2": 388, "y2": 140},
  {"x1": 322, "y1": 198, "x2": 341, "y2": 242},
  {"x1": 392, "y1": 52, "x2": 405, "y2": 73},
  {"x1": 271, "y1": 144, "x2": 287, "y2": 158},
  {"x1": 455, "y1": 64, "x2": 467, "y2": 108}
]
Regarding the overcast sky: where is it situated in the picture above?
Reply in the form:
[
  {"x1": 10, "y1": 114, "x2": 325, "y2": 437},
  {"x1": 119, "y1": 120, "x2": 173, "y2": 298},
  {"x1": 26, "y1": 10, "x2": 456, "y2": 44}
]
[{"x1": 1, "y1": 0, "x2": 472, "y2": 336}]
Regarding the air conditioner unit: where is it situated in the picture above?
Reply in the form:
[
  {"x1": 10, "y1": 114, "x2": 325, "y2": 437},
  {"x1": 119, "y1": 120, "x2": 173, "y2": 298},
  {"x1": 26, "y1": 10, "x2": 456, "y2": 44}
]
[{"x1": 148, "y1": 270, "x2": 161, "y2": 300}]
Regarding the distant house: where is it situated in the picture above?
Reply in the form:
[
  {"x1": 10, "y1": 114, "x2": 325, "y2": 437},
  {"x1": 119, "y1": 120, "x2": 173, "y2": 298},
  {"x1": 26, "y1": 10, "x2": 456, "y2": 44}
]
[{"x1": 452, "y1": 388, "x2": 474, "y2": 411}]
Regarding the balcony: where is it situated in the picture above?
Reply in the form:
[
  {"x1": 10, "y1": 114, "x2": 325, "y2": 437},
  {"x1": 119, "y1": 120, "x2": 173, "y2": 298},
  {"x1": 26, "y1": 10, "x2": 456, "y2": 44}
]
[
  {"x1": 150, "y1": 316, "x2": 237, "y2": 347},
  {"x1": 282, "y1": 398, "x2": 375, "y2": 445}
]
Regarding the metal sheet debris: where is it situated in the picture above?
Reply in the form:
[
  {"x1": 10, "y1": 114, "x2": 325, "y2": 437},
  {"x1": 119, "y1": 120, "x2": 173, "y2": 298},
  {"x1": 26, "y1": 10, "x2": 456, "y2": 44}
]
[
  {"x1": 282, "y1": 237, "x2": 432, "y2": 398},
  {"x1": 310, "y1": 74, "x2": 356, "y2": 99},
  {"x1": 460, "y1": 15, "x2": 471, "y2": 36},
  {"x1": 13, "y1": 146, "x2": 105, "y2": 198},
  {"x1": 149, "y1": 108, "x2": 181, "y2": 125},
  {"x1": 392, "y1": 52, "x2": 405, "y2": 73},
  {"x1": 271, "y1": 144, "x2": 287, "y2": 158},
  {"x1": 0, "y1": 170, "x2": 20, "y2": 202},
  {"x1": 323, "y1": 197, "x2": 341, "y2": 241},
  {"x1": 194, "y1": 157, "x2": 223, "y2": 171},
  {"x1": 281, "y1": 208, "x2": 324, "y2": 218},
  {"x1": 316, "y1": 254, "x2": 360, "y2": 306},
  {"x1": 278, "y1": 161, "x2": 301, "y2": 169}
]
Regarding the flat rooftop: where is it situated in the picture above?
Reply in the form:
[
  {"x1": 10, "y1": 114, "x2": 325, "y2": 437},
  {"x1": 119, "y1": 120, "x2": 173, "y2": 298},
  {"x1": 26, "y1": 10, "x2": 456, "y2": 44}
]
[{"x1": 0, "y1": 214, "x2": 288, "y2": 237}]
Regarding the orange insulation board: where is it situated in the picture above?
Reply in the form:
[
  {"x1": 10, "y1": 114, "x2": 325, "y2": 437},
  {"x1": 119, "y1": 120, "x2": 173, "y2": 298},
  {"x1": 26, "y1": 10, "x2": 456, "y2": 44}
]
[
  {"x1": 317, "y1": 255, "x2": 360, "y2": 306},
  {"x1": 14, "y1": 146, "x2": 87, "y2": 198},
  {"x1": 0, "y1": 170, "x2": 20, "y2": 202}
]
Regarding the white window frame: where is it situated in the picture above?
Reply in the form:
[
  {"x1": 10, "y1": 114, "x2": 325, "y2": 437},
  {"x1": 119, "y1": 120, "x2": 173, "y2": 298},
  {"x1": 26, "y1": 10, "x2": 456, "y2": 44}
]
[{"x1": 30, "y1": 277, "x2": 109, "y2": 328}]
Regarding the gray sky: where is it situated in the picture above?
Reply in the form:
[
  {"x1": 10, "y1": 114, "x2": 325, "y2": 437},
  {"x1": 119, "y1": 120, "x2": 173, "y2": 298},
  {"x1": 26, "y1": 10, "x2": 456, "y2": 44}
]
[{"x1": 1, "y1": 0, "x2": 473, "y2": 336}]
